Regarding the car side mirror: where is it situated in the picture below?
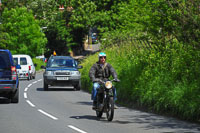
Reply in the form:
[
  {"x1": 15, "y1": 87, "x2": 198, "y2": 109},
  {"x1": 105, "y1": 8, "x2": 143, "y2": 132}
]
[
  {"x1": 16, "y1": 64, "x2": 21, "y2": 69},
  {"x1": 77, "y1": 65, "x2": 83, "y2": 69},
  {"x1": 41, "y1": 65, "x2": 46, "y2": 69}
]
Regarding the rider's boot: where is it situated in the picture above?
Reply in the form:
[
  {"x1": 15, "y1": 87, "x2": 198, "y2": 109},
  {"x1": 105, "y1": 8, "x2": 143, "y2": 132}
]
[
  {"x1": 92, "y1": 101, "x2": 97, "y2": 109},
  {"x1": 114, "y1": 104, "x2": 118, "y2": 109}
]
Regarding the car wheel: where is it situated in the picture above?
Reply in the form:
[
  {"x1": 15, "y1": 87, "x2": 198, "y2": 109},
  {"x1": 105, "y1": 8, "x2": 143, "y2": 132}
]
[
  {"x1": 75, "y1": 81, "x2": 81, "y2": 91},
  {"x1": 44, "y1": 80, "x2": 48, "y2": 91},
  {"x1": 30, "y1": 73, "x2": 33, "y2": 80},
  {"x1": 33, "y1": 73, "x2": 36, "y2": 79},
  {"x1": 27, "y1": 73, "x2": 31, "y2": 80},
  {"x1": 11, "y1": 88, "x2": 19, "y2": 103}
]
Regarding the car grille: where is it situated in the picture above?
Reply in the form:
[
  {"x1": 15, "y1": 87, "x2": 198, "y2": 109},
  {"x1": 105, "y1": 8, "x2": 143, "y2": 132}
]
[{"x1": 55, "y1": 72, "x2": 70, "y2": 75}]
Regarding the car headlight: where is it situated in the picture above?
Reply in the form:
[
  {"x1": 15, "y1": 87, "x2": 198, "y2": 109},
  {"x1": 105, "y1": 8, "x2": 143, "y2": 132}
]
[
  {"x1": 71, "y1": 71, "x2": 80, "y2": 76},
  {"x1": 46, "y1": 71, "x2": 54, "y2": 75},
  {"x1": 105, "y1": 81, "x2": 112, "y2": 89}
]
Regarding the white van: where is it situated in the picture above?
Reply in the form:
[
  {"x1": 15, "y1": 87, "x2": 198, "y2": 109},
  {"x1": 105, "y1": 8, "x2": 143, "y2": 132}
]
[{"x1": 13, "y1": 54, "x2": 36, "y2": 80}]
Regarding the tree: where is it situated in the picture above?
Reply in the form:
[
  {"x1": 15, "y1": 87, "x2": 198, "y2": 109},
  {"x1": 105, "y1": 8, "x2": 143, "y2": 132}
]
[{"x1": 1, "y1": 7, "x2": 47, "y2": 57}]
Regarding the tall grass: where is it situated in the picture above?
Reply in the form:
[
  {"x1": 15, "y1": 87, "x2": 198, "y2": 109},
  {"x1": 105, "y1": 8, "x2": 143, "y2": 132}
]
[{"x1": 80, "y1": 42, "x2": 200, "y2": 121}]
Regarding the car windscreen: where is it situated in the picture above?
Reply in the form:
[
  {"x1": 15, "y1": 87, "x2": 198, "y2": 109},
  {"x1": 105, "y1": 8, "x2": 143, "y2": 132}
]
[
  {"x1": 14, "y1": 58, "x2": 18, "y2": 66},
  {"x1": 47, "y1": 58, "x2": 77, "y2": 68},
  {"x1": 0, "y1": 51, "x2": 11, "y2": 70},
  {"x1": 20, "y1": 57, "x2": 27, "y2": 65}
]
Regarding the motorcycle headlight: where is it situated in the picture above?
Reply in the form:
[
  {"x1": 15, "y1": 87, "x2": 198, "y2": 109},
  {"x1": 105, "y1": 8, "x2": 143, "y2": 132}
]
[
  {"x1": 71, "y1": 71, "x2": 80, "y2": 76},
  {"x1": 105, "y1": 81, "x2": 112, "y2": 89}
]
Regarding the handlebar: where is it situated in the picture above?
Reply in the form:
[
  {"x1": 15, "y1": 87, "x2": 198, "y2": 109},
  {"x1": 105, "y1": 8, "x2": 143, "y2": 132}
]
[
  {"x1": 94, "y1": 78, "x2": 120, "y2": 83},
  {"x1": 112, "y1": 79, "x2": 120, "y2": 82}
]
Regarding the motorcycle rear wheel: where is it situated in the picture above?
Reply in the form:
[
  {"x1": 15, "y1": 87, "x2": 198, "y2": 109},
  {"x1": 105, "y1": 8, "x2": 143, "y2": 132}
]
[{"x1": 106, "y1": 97, "x2": 114, "y2": 121}]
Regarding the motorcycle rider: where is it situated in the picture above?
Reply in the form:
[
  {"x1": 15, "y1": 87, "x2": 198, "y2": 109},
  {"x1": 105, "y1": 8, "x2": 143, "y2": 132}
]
[{"x1": 89, "y1": 52, "x2": 119, "y2": 109}]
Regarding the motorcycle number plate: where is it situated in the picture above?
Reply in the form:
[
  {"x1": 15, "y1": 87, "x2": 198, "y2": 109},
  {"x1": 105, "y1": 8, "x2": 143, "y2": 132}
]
[{"x1": 57, "y1": 77, "x2": 69, "y2": 80}]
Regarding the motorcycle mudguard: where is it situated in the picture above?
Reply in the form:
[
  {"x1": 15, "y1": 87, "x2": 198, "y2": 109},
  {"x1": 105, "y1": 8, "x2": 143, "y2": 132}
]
[{"x1": 108, "y1": 89, "x2": 114, "y2": 97}]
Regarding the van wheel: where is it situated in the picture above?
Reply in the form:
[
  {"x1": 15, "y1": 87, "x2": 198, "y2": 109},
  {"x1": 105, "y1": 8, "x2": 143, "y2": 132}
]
[
  {"x1": 30, "y1": 74, "x2": 32, "y2": 80},
  {"x1": 33, "y1": 73, "x2": 36, "y2": 79},
  {"x1": 11, "y1": 89, "x2": 19, "y2": 103}
]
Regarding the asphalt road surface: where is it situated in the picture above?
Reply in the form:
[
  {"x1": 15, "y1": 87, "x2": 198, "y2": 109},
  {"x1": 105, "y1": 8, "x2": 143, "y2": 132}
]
[{"x1": 0, "y1": 72, "x2": 200, "y2": 133}]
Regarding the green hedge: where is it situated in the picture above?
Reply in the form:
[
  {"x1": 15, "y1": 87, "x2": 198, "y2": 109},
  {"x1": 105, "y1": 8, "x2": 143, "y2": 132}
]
[
  {"x1": 80, "y1": 42, "x2": 200, "y2": 121},
  {"x1": 32, "y1": 58, "x2": 46, "y2": 71}
]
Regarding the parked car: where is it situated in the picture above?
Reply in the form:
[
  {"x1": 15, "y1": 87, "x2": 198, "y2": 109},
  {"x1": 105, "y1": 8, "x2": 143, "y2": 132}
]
[
  {"x1": 92, "y1": 33, "x2": 98, "y2": 44},
  {"x1": 13, "y1": 54, "x2": 36, "y2": 80},
  {"x1": 41, "y1": 56, "x2": 83, "y2": 91},
  {"x1": 0, "y1": 49, "x2": 19, "y2": 103}
]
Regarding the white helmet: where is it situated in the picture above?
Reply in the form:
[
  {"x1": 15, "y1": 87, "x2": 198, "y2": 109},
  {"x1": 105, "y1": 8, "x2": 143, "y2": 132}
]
[{"x1": 98, "y1": 52, "x2": 106, "y2": 58}]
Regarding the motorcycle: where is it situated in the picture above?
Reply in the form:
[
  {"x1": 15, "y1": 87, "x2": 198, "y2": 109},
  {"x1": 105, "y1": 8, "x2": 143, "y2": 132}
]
[{"x1": 93, "y1": 79, "x2": 120, "y2": 121}]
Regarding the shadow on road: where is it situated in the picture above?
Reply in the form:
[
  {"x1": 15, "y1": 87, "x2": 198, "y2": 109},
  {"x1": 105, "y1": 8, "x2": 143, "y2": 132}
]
[
  {"x1": 76, "y1": 101, "x2": 93, "y2": 106},
  {"x1": 113, "y1": 113, "x2": 200, "y2": 131},
  {"x1": 70, "y1": 114, "x2": 134, "y2": 123},
  {"x1": 70, "y1": 115, "x2": 99, "y2": 121},
  {"x1": 0, "y1": 98, "x2": 11, "y2": 104},
  {"x1": 36, "y1": 87, "x2": 75, "y2": 91},
  {"x1": 73, "y1": 101, "x2": 200, "y2": 131},
  {"x1": 70, "y1": 113, "x2": 200, "y2": 132}
]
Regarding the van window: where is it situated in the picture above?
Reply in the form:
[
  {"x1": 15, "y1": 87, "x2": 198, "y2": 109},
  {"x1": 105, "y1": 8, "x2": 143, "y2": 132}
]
[
  {"x1": 0, "y1": 51, "x2": 11, "y2": 70},
  {"x1": 20, "y1": 57, "x2": 27, "y2": 65},
  {"x1": 14, "y1": 58, "x2": 18, "y2": 65}
]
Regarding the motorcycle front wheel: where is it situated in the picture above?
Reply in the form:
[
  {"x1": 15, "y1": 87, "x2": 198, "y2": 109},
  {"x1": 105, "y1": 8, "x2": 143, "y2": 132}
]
[
  {"x1": 96, "y1": 92, "x2": 103, "y2": 118},
  {"x1": 106, "y1": 97, "x2": 114, "y2": 121},
  {"x1": 96, "y1": 110, "x2": 103, "y2": 118}
]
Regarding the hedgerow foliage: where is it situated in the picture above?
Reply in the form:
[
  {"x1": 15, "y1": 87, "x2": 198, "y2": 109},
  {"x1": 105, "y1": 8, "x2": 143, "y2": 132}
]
[
  {"x1": 80, "y1": 41, "x2": 200, "y2": 121},
  {"x1": 80, "y1": 0, "x2": 200, "y2": 121}
]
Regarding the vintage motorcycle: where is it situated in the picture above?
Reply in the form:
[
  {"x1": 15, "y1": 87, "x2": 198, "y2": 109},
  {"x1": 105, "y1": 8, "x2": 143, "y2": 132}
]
[{"x1": 93, "y1": 79, "x2": 120, "y2": 121}]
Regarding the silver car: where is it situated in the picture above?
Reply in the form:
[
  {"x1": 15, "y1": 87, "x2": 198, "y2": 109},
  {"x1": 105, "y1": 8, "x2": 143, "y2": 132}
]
[{"x1": 42, "y1": 56, "x2": 83, "y2": 91}]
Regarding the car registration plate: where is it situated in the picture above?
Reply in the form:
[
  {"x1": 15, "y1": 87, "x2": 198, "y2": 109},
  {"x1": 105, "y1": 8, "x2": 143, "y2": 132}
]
[{"x1": 57, "y1": 77, "x2": 69, "y2": 80}]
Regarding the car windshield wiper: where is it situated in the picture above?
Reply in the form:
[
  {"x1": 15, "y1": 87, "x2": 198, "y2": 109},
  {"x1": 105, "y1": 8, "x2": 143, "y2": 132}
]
[
  {"x1": 57, "y1": 65, "x2": 67, "y2": 67},
  {"x1": 58, "y1": 65, "x2": 73, "y2": 67}
]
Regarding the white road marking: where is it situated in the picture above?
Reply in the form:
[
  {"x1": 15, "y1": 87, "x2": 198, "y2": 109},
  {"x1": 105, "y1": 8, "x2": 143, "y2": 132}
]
[
  {"x1": 24, "y1": 87, "x2": 29, "y2": 92},
  {"x1": 38, "y1": 109, "x2": 58, "y2": 120},
  {"x1": 24, "y1": 93, "x2": 27, "y2": 99},
  {"x1": 24, "y1": 78, "x2": 88, "y2": 133},
  {"x1": 24, "y1": 79, "x2": 60, "y2": 122},
  {"x1": 68, "y1": 125, "x2": 87, "y2": 133},
  {"x1": 28, "y1": 84, "x2": 32, "y2": 87},
  {"x1": 32, "y1": 81, "x2": 37, "y2": 84},
  {"x1": 26, "y1": 100, "x2": 35, "y2": 107}
]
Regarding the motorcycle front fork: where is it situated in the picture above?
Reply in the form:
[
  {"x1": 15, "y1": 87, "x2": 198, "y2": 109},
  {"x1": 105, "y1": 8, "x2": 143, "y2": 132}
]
[{"x1": 97, "y1": 89, "x2": 114, "y2": 109}]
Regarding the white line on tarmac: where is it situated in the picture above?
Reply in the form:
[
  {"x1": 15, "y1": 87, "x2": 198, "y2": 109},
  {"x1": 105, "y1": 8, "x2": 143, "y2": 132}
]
[
  {"x1": 28, "y1": 84, "x2": 32, "y2": 87},
  {"x1": 24, "y1": 93, "x2": 27, "y2": 99},
  {"x1": 32, "y1": 81, "x2": 37, "y2": 84},
  {"x1": 68, "y1": 125, "x2": 87, "y2": 133},
  {"x1": 26, "y1": 100, "x2": 35, "y2": 107},
  {"x1": 38, "y1": 79, "x2": 42, "y2": 81},
  {"x1": 24, "y1": 87, "x2": 29, "y2": 92},
  {"x1": 38, "y1": 109, "x2": 58, "y2": 120}
]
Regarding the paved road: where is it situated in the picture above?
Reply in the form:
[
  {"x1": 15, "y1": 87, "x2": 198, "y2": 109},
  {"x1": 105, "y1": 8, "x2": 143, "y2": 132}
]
[{"x1": 0, "y1": 72, "x2": 199, "y2": 133}]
